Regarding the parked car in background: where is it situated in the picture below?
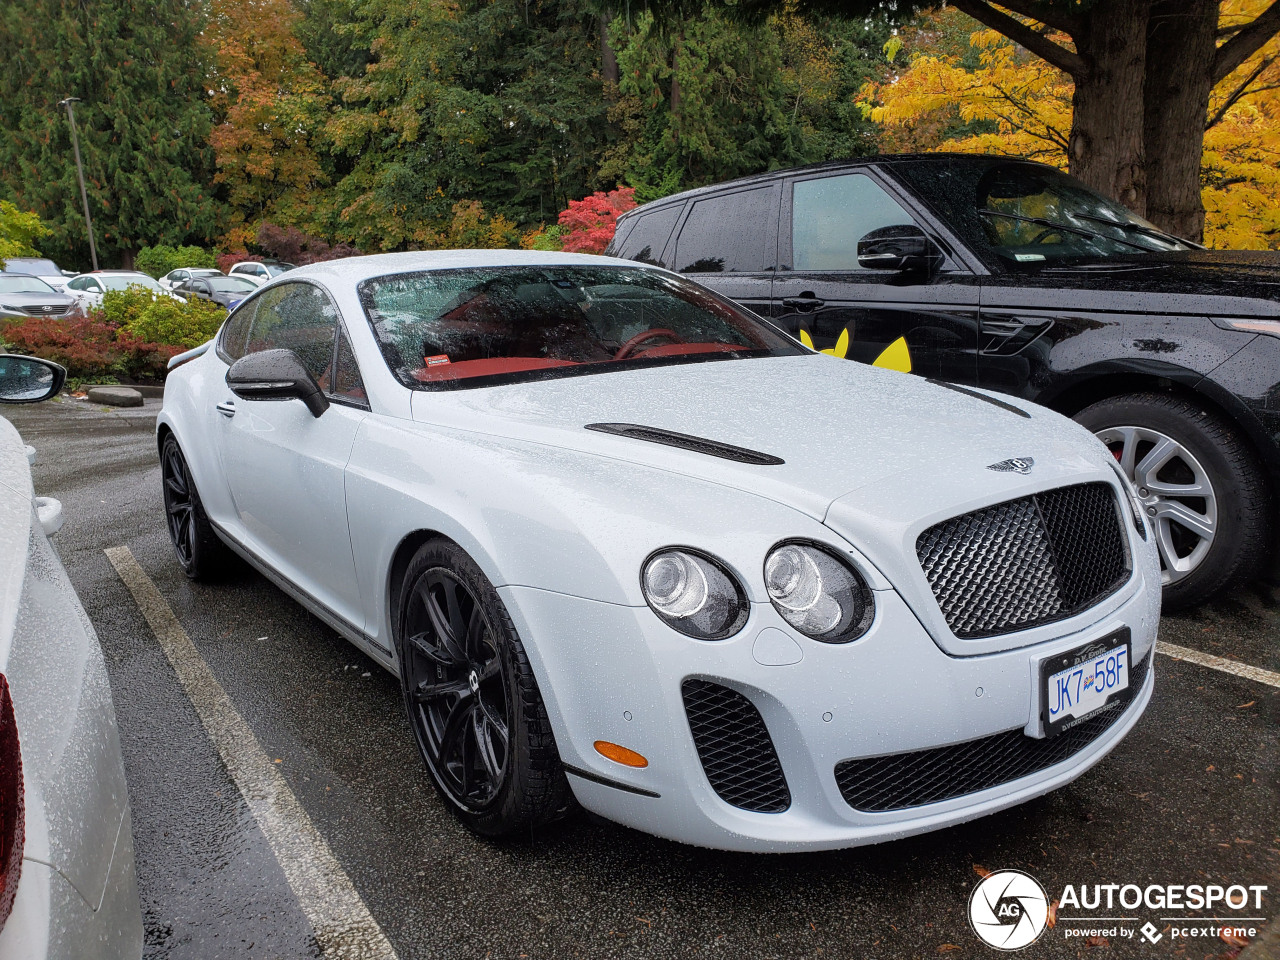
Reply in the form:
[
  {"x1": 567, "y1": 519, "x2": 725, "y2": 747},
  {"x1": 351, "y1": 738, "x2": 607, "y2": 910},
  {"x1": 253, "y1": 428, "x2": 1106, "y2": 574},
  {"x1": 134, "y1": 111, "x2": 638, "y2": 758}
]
[
  {"x1": 173, "y1": 274, "x2": 258, "y2": 310},
  {"x1": 608, "y1": 154, "x2": 1280, "y2": 609},
  {"x1": 0, "y1": 354, "x2": 143, "y2": 958},
  {"x1": 159, "y1": 267, "x2": 222, "y2": 292},
  {"x1": 157, "y1": 250, "x2": 1159, "y2": 852},
  {"x1": 0, "y1": 258, "x2": 73, "y2": 292},
  {"x1": 66, "y1": 271, "x2": 184, "y2": 311},
  {"x1": 227, "y1": 260, "x2": 295, "y2": 286},
  {"x1": 0, "y1": 275, "x2": 77, "y2": 321}
]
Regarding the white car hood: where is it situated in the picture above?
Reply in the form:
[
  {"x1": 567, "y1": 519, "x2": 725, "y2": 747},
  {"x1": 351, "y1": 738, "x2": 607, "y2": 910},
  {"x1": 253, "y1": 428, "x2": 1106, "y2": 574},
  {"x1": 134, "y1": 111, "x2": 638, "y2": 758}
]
[{"x1": 411, "y1": 353, "x2": 1104, "y2": 521}]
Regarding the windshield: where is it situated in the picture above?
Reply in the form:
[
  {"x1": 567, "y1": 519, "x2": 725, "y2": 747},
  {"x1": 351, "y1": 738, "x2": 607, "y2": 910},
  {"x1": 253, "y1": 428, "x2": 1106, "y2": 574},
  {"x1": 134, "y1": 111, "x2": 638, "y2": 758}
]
[
  {"x1": 893, "y1": 160, "x2": 1195, "y2": 266},
  {"x1": 0, "y1": 275, "x2": 56, "y2": 294},
  {"x1": 208, "y1": 277, "x2": 257, "y2": 293},
  {"x1": 264, "y1": 263, "x2": 294, "y2": 276},
  {"x1": 3, "y1": 259, "x2": 61, "y2": 276},
  {"x1": 359, "y1": 265, "x2": 804, "y2": 389},
  {"x1": 99, "y1": 275, "x2": 163, "y2": 291}
]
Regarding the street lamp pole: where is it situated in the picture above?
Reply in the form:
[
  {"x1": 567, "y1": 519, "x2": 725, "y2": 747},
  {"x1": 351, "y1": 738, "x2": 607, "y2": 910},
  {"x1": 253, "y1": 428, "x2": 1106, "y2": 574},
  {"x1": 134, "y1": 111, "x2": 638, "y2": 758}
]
[{"x1": 57, "y1": 97, "x2": 98, "y2": 272}]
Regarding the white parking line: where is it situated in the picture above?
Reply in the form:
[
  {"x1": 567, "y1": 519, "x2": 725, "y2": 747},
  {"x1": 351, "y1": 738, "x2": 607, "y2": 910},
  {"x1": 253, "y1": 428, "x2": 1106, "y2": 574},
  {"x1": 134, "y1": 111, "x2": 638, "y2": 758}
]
[
  {"x1": 1157, "y1": 641, "x2": 1280, "y2": 690},
  {"x1": 105, "y1": 546, "x2": 399, "y2": 960}
]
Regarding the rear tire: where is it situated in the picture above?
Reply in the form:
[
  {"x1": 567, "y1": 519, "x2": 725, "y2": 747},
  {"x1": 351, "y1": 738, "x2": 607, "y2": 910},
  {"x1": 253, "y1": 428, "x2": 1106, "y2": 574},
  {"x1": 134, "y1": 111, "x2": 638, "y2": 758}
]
[
  {"x1": 160, "y1": 433, "x2": 231, "y2": 580},
  {"x1": 1074, "y1": 393, "x2": 1271, "y2": 611},
  {"x1": 396, "y1": 539, "x2": 572, "y2": 837}
]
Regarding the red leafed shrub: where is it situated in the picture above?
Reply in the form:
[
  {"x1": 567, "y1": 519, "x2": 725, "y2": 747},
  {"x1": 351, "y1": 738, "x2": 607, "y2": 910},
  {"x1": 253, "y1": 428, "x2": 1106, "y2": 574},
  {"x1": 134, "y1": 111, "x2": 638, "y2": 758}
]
[
  {"x1": 256, "y1": 223, "x2": 359, "y2": 265},
  {"x1": 557, "y1": 187, "x2": 637, "y2": 254},
  {"x1": 2, "y1": 312, "x2": 178, "y2": 381},
  {"x1": 217, "y1": 251, "x2": 262, "y2": 273}
]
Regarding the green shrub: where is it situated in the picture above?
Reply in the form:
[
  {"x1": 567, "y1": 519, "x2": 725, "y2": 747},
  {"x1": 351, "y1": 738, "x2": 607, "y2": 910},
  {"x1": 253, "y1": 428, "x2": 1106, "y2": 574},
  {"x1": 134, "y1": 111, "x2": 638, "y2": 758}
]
[
  {"x1": 124, "y1": 295, "x2": 225, "y2": 350},
  {"x1": 100, "y1": 286, "x2": 159, "y2": 327},
  {"x1": 135, "y1": 244, "x2": 219, "y2": 279}
]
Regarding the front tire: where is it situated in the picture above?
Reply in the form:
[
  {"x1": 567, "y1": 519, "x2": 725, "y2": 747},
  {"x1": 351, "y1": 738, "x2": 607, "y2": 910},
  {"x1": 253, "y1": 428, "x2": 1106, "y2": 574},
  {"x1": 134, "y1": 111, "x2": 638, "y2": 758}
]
[
  {"x1": 396, "y1": 539, "x2": 572, "y2": 836},
  {"x1": 1074, "y1": 393, "x2": 1271, "y2": 610},
  {"x1": 161, "y1": 433, "x2": 230, "y2": 580}
]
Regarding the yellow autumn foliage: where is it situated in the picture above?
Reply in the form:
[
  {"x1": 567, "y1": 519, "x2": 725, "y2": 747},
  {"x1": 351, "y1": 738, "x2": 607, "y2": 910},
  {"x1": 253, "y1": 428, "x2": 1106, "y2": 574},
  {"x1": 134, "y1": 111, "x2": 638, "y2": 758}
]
[{"x1": 860, "y1": 4, "x2": 1280, "y2": 249}]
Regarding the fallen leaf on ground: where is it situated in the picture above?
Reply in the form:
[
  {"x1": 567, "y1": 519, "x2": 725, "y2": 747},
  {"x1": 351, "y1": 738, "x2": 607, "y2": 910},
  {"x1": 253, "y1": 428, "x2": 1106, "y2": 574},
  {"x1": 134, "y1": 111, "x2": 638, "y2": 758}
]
[
  {"x1": 937, "y1": 945, "x2": 961, "y2": 952},
  {"x1": 973, "y1": 864, "x2": 992, "y2": 879},
  {"x1": 1237, "y1": 701, "x2": 1255, "y2": 709},
  {"x1": 1047, "y1": 900, "x2": 1058, "y2": 929},
  {"x1": 1086, "y1": 935, "x2": 1109, "y2": 947},
  {"x1": 1221, "y1": 928, "x2": 1250, "y2": 948}
]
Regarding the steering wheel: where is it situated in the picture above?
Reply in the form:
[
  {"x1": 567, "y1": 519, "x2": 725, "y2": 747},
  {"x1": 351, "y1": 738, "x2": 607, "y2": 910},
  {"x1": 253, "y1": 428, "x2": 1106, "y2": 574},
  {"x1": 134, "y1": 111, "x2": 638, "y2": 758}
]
[
  {"x1": 614, "y1": 327, "x2": 687, "y2": 360},
  {"x1": 1030, "y1": 227, "x2": 1068, "y2": 245}
]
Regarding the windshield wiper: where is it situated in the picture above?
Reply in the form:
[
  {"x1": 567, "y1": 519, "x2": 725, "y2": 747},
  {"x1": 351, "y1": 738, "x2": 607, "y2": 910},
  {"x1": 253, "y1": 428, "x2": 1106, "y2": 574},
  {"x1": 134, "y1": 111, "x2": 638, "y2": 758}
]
[
  {"x1": 977, "y1": 209, "x2": 1152, "y2": 253},
  {"x1": 1071, "y1": 213, "x2": 1197, "y2": 249}
]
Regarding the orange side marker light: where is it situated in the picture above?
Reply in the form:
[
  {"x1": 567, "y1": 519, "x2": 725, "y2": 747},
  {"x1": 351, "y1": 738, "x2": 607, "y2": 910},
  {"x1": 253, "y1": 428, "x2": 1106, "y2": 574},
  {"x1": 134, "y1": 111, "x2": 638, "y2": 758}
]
[{"x1": 594, "y1": 740, "x2": 649, "y2": 768}]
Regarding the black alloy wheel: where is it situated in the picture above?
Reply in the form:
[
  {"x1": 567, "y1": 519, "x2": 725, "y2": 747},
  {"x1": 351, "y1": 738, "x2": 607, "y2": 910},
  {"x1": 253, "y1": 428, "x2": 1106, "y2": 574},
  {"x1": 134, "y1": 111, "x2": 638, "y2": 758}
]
[
  {"x1": 397, "y1": 540, "x2": 571, "y2": 836},
  {"x1": 160, "y1": 433, "x2": 228, "y2": 580}
]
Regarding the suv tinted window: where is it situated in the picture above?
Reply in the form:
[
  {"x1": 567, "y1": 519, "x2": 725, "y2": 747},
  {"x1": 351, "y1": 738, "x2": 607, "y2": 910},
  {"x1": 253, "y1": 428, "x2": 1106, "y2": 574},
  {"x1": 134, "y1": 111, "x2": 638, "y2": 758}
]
[
  {"x1": 675, "y1": 187, "x2": 776, "y2": 274},
  {"x1": 791, "y1": 173, "x2": 916, "y2": 271},
  {"x1": 613, "y1": 205, "x2": 681, "y2": 268},
  {"x1": 246, "y1": 282, "x2": 337, "y2": 383}
]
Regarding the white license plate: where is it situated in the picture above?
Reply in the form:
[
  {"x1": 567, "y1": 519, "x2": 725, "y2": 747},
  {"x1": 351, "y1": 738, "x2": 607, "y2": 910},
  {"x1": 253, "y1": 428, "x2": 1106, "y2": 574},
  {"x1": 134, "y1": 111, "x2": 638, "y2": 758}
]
[{"x1": 1040, "y1": 630, "x2": 1131, "y2": 737}]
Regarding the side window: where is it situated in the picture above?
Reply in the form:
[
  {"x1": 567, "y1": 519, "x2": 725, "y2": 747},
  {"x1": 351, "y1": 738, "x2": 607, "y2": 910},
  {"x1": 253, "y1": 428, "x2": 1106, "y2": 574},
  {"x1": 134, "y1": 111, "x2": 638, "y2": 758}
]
[
  {"x1": 246, "y1": 282, "x2": 337, "y2": 385},
  {"x1": 674, "y1": 187, "x2": 776, "y2": 274},
  {"x1": 330, "y1": 326, "x2": 367, "y2": 405},
  {"x1": 67, "y1": 277, "x2": 87, "y2": 291},
  {"x1": 790, "y1": 173, "x2": 917, "y2": 271},
  {"x1": 219, "y1": 296, "x2": 258, "y2": 362},
  {"x1": 613, "y1": 205, "x2": 681, "y2": 268},
  {"x1": 88, "y1": 279, "x2": 104, "y2": 292}
]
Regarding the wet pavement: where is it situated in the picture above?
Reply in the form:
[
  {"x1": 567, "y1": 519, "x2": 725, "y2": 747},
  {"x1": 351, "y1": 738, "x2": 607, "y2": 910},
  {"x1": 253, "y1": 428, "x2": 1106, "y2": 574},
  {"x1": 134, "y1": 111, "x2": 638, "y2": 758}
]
[{"x1": 7, "y1": 396, "x2": 1278, "y2": 960}]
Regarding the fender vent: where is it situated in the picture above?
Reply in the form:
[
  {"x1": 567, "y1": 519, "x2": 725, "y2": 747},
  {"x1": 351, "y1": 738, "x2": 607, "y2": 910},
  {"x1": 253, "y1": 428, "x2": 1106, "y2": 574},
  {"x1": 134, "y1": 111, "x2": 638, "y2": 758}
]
[{"x1": 585, "y1": 423, "x2": 784, "y2": 465}]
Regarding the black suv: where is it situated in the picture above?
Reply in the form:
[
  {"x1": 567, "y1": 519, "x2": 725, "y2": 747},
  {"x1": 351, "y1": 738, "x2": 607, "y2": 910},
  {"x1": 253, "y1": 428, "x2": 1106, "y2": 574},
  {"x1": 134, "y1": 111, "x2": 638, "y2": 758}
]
[{"x1": 606, "y1": 155, "x2": 1280, "y2": 609}]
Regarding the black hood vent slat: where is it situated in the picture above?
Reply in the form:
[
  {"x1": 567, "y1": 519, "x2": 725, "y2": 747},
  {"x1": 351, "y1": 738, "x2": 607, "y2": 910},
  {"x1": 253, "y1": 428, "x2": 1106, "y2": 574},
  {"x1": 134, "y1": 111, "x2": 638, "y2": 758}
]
[{"x1": 585, "y1": 422, "x2": 785, "y2": 465}]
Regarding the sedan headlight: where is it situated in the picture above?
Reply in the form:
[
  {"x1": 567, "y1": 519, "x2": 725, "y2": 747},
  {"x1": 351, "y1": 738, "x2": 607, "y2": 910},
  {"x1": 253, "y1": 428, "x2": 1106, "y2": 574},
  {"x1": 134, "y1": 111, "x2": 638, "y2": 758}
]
[
  {"x1": 641, "y1": 549, "x2": 749, "y2": 640},
  {"x1": 764, "y1": 542, "x2": 874, "y2": 643}
]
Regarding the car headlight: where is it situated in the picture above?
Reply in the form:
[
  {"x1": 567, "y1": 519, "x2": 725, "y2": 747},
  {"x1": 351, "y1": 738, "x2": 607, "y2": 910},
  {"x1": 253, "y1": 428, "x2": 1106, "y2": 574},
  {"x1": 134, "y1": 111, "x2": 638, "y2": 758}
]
[
  {"x1": 764, "y1": 542, "x2": 874, "y2": 643},
  {"x1": 641, "y1": 549, "x2": 748, "y2": 640},
  {"x1": 1107, "y1": 460, "x2": 1148, "y2": 540}
]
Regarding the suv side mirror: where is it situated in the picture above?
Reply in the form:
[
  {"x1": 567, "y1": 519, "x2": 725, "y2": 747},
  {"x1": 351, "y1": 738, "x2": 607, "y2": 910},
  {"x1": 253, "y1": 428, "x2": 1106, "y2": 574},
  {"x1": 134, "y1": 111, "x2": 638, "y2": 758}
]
[
  {"x1": 226, "y1": 348, "x2": 329, "y2": 418},
  {"x1": 0, "y1": 355, "x2": 66, "y2": 404},
  {"x1": 857, "y1": 225, "x2": 942, "y2": 273}
]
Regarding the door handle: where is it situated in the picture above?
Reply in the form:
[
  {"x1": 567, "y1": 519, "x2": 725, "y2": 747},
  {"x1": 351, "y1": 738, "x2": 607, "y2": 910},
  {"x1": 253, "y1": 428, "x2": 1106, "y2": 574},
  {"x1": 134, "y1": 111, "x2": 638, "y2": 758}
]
[
  {"x1": 216, "y1": 400, "x2": 237, "y2": 418},
  {"x1": 782, "y1": 295, "x2": 825, "y2": 311}
]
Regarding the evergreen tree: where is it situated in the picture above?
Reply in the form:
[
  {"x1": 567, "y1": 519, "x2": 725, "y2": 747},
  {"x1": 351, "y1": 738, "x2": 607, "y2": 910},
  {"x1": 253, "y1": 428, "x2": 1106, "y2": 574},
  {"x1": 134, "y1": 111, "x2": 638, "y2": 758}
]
[{"x1": 0, "y1": 0, "x2": 219, "y2": 268}]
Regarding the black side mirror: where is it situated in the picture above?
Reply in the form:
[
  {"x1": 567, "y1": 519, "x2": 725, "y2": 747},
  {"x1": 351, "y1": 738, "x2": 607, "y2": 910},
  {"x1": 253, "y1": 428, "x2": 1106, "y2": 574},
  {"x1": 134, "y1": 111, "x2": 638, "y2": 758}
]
[
  {"x1": 857, "y1": 225, "x2": 942, "y2": 273},
  {"x1": 226, "y1": 348, "x2": 329, "y2": 418},
  {"x1": 0, "y1": 355, "x2": 65, "y2": 404}
]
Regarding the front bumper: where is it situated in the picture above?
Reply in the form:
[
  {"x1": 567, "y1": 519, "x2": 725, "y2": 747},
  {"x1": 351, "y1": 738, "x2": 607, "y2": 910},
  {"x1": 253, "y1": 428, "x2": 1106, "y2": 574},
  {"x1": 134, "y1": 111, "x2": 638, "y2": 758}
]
[{"x1": 501, "y1": 567, "x2": 1158, "y2": 852}]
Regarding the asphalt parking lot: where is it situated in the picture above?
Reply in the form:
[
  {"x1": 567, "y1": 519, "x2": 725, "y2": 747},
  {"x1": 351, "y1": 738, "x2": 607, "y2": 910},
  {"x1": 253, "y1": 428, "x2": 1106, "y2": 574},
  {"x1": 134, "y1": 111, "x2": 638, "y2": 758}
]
[{"x1": 9, "y1": 396, "x2": 1279, "y2": 960}]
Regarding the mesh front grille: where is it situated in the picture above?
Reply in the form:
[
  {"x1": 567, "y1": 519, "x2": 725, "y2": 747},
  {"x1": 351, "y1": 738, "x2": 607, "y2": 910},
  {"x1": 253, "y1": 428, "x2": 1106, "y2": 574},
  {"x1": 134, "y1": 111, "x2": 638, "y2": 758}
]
[
  {"x1": 682, "y1": 679, "x2": 790, "y2": 813},
  {"x1": 917, "y1": 482, "x2": 1129, "y2": 638},
  {"x1": 835, "y1": 651, "x2": 1150, "y2": 812},
  {"x1": 20, "y1": 305, "x2": 70, "y2": 317}
]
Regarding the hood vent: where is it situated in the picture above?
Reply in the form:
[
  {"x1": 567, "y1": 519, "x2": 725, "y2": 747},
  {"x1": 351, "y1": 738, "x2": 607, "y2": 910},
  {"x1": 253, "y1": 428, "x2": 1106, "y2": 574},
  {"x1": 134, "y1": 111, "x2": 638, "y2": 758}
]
[{"x1": 585, "y1": 422, "x2": 785, "y2": 465}]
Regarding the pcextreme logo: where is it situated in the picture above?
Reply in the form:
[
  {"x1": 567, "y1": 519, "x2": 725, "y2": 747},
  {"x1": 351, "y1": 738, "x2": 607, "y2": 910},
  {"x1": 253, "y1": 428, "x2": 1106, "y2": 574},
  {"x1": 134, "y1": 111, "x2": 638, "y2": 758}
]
[{"x1": 968, "y1": 869, "x2": 1268, "y2": 951}]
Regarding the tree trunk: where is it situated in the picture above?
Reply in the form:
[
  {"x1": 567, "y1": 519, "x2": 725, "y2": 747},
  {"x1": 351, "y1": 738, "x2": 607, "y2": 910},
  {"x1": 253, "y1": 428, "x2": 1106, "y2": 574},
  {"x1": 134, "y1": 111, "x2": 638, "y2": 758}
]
[
  {"x1": 1143, "y1": 0, "x2": 1216, "y2": 242},
  {"x1": 600, "y1": 9, "x2": 619, "y2": 90},
  {"x1": 1068, "y1": 0, "x2": 1149, "y2": 214}
]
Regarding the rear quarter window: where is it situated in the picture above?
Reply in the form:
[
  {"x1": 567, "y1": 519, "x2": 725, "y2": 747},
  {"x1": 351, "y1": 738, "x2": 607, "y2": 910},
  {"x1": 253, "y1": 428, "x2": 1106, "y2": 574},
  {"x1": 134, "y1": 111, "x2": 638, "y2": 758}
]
[
  {"x1": 674, "y1": 187, "x2": 778, "y2": 274},
  {"x1": 612, "y1": 205, "x2": 682, "y2": 269}
]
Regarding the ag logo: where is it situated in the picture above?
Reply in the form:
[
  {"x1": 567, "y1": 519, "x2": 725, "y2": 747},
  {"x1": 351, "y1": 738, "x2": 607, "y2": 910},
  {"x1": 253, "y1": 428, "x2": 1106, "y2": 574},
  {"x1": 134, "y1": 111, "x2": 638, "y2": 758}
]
[{"x1": 968, "y1": 869, "x2": 1050, "y2": 951}]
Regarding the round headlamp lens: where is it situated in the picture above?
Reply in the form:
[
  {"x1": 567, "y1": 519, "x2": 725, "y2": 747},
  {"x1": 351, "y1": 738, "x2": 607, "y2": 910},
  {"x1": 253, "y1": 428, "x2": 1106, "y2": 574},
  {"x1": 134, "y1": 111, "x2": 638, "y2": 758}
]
[
  {"x1": 764, "y1": 542, "x2": 873, "y2": 643},
  {"x1": 641, "y1": 549, "x2": 748, "y2": 640}
]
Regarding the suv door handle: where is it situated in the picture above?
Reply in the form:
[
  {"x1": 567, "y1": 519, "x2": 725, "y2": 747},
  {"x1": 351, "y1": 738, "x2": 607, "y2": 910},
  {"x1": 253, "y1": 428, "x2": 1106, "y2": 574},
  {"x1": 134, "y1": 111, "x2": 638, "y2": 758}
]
[
  {"x1": 216, "y1": 400, "x2": 237, "y2": 418},
  {"x1": 782, "y1": 295, "x2": 825, "y2": 311}
]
